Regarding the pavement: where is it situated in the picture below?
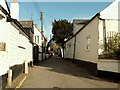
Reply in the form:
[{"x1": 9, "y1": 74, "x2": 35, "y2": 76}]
[{"x1": 8, "y1": 56, "x2": 119, "y2": 89}]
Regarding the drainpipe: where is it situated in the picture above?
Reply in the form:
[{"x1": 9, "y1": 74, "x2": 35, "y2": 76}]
[
  {"x1": 103, "y1": 19, "x2": 107, "y2": 51},
  {"x1": 73, "y1": 36, "x2": 76, "y2": 63},
  {"x1": 99, "y1": 17, "x2": 107, "y2": 51}
]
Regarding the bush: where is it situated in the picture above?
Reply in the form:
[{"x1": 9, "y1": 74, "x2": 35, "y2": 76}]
[
  {"x1": 113, "y1": 44, "x2": 120, "y2": 60},
  {"x1": 100, "y1": 33, "x2": 120, "y2": 60}
]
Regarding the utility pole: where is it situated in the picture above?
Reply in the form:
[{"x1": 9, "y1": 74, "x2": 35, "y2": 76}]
[
  {"x1": 40, "y1": 12, "x2": 43, "y2": 35},
  {"x1": 31, "y1": 14, "x2": 33, "y2": 20},
  {"x1": 40, "y1": 12, "x2": 44, "y2": 62}
]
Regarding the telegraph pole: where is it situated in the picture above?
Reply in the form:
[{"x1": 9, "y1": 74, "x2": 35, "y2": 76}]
[
  {"x1": 31, "y1": 14, "x2": 33, "y2": 20},
  {"x1": 40, "y1": 12, "x2": 44, "y2": 62},
  {"x1": 40, "y1": 12, "x2": 43, "y2": 35}
]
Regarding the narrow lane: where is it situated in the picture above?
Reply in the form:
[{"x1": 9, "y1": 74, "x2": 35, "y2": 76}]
[{"x1": 20, "y1": 56, "x2": 118, "y2": 88}]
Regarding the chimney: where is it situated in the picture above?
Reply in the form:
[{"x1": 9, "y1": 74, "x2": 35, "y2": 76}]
[{"x1": 10, "y1": 0, "x2": 19, "y2": 20}]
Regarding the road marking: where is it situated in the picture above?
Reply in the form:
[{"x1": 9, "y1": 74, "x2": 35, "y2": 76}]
[{"x1": 15, "y1": 76, "x2": 27, "y2": 89}]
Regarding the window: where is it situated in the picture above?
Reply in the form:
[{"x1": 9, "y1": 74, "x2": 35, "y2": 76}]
[
  {"x1": 37, "y1": 36, "x2": 39, "y2": 44},
  {"x1": 86, "y1": 36, "x2": 90, "y2": 51},
  {"x1": 35, "y1": 36, "x2": 39, "y2": 44},
  {"x1": 35, "y1": 36, "x2": 37, "y2": 43}
]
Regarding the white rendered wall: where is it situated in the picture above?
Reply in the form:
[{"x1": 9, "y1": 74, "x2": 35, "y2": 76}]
[
  {"x1": 34, "y1": 25, "x2": 42, "y2": 46},
  {"x1": 98, "y1": 59, "x2": 120, "y2": 73},
  {"x1": 100, "y1": 0, "x2": 119, "y2": 19},
  {"x1": 0, "y1": 0, "x2": 9, "y2": 12},
  {"x1": 0, "y1": 11, "x2": 33, "y2": 76},
  {"x1": 0, "y1": 11, "x2": 9, "y2": 76},
  {"x1": 98, "y1": 20, "x2": 119, "y2": 55}
]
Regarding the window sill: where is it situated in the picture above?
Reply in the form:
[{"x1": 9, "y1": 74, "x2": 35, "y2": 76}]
[{"x1": 86, "y1": 49, "x2": 90, "y2": 52}]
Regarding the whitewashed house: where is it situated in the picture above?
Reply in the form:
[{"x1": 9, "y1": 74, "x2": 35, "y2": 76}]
[
  {"x1": 33, "y1": 24, "x2": 43, "y2": 62},
  {"x1": 0, "y1": 0, "x2": 33, "y2": 89},
  {"x1": 64, "y1": 0, "x2": 120, "y2": 76},
  {"x1": 33, "y1": 24, "x2": 49, "y2": 63},
  {"x1": 34, "y1": 24, "x2": 42, "y2": 47}
]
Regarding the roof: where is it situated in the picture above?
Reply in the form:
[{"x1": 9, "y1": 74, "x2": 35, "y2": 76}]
[
  {"x1": 19, "y1": 20, "x2": 33, "y2": 29},
  {"x1": 34, "y1": 24, "x2": 41, "y2": 32},
  {"x1": 73, "y1": 19, "x2": 90, "y2": 24},
  {"x1": 100, "y1": 0, "x2": 119, "y2": 19}
]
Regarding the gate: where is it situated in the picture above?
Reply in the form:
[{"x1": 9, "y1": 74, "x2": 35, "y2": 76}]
[{"x1": 33, "y1": 45, "x2": 39, "y2": 64}]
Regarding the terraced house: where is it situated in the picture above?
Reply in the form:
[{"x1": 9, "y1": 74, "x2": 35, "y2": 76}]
[
  {"x1": 64, "y1": 0, "x2": 120, "y2": 78},
  {"x1": 0, "y1": 0, "x2": 33, "y2": 89}
]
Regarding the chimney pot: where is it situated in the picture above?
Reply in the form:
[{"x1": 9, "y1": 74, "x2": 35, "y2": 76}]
[{"x1": 13, "y1": 0, "x2": 17, "y2": 3}]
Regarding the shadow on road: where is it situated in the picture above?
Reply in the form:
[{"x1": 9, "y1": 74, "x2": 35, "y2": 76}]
[{"x1": 35, "y1": 56, "x2": 118, "y2": 83}]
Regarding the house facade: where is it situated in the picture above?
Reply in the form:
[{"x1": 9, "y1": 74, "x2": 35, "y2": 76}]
[
  {"x1": 64, "y1": 0, "x2": 120, "y2": 75},
  {"x1": 33, "y1": 24, "x2": 43, "y2": 63},
  {"x1": 34, "y1": 24, "x2": 42, "y2": 47},
  {"x1": 0, "y1": 0, "x2": 33, "y2": 89}
]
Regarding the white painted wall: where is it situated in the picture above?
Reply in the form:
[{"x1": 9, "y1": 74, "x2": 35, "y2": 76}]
[
  {"x1": 0, "y1": 10, "x2": 33, "y2": 76},
  {"x1": 7, "y1": 23, "x2": 33, "y2": 66},
  {"x1": 98, "y1": 59, "x2": 120, "y2": 73},
  {"x1": 98, "y1": 20, "x2": 119, "y2": 55},
  {"x1": 0, "y1": 11, "x2": 9, "y2": 76},
  {"x1": 0, "y1": 51, "x2": 8, "y2": 76},
  {"x1": 100, "y1": 0, "x2": 119, "y2": 19},
  {"x1": 33, "y1": 25, "x2": 42, "y2": 46}
]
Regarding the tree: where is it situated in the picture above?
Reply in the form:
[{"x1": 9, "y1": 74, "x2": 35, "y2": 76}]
[{"x1": 52, "y1": 19, "x2": 73, "y2": 44}]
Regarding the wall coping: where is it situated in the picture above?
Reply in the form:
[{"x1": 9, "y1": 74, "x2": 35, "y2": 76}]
[{"x1": 98, "y1": 59, "x2": 120, "y2": 63}]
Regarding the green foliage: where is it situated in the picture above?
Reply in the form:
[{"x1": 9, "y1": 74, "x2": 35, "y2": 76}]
[
  {"x1": 52, "y1": 19, "x2": 73, "y2": 44},
  {"x1": 113, "y1": 44, "x2": 120, "y2": 59},
  {"x1": 106, "y1": 33, "x2": 120, "y2": 52},
  {"x1": 100, "y1": 33, "x2": 120, "y2": 60}
]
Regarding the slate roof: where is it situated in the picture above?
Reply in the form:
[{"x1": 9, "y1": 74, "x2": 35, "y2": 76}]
[
  {"x1": 19, "y1": 20, "x2": 33, "y2": 29},
  {"x1": 73, "y1": 19, "x2": 90, "y2": 25}
]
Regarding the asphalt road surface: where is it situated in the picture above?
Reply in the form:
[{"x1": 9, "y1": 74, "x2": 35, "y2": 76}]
[{"x1": 20, "y1": 56, "x2": 119, "y2": 89}]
